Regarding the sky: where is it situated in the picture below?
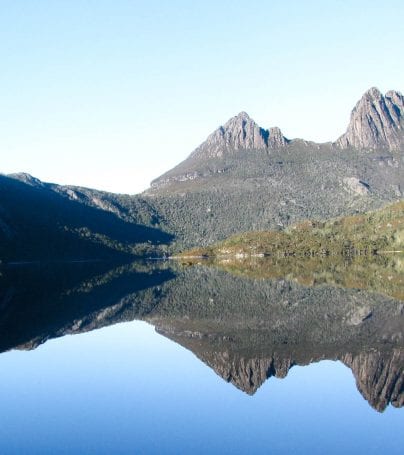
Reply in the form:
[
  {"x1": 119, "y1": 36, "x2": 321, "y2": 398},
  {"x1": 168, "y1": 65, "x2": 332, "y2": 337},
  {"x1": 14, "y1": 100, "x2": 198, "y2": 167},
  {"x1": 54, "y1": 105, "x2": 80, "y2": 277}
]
[{"x1": 0, "y1": 0, "x2": 403, "y2": 194}]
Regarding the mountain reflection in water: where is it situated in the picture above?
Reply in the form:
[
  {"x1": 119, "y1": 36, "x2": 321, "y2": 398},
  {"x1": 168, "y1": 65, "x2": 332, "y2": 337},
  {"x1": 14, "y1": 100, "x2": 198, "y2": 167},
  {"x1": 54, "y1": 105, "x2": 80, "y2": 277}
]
[{"x1": 0, "y1": 256, "x2": 402, "y2": 413}]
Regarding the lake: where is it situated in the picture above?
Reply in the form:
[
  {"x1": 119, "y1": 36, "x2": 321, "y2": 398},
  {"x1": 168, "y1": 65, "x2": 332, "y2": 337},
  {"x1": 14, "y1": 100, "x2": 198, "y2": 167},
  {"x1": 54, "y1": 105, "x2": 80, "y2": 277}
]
[{"x1": 0, "y1": 257, "x2": 402, "y2": 454}]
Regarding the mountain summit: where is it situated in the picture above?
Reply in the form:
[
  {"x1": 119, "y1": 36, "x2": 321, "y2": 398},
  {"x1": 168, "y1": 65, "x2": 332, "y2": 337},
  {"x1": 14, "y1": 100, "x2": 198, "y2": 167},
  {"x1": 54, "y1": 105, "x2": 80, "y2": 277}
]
[
  {"x1": 190, "y1": 86, "x2": 404, "y2": 159},
  {"x1": 191, "y1": 112, "x2": 288, "y2": 158},
  {"x1": 336, "y1": 87, "x2": 404, "y2": 150}
]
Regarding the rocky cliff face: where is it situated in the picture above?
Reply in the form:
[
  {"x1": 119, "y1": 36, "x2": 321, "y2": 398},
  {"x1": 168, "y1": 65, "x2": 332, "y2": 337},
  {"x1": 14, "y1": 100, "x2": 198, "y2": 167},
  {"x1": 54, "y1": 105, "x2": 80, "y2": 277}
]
[
  {"x1": 336, "y1": 87, "x2": 404, "y2": 151},
  {"x1": 191, "y1": 111, "x2": 288, "y2": 158},
  {"x1": 268, "y1": 126, "x2": 288, "y2": 148},
  {"x1": 343, "y1": 349, "x2": 404, "y2": 411},
  {"x1": 189, "y1": 351, "x2": 293, "y2": 395},
  {"x1": 185, "y1": 87, "x2": 404, "y2": 159},
  {"x1": 209, "y1": 349, "x2": 403, "y2": 411}
]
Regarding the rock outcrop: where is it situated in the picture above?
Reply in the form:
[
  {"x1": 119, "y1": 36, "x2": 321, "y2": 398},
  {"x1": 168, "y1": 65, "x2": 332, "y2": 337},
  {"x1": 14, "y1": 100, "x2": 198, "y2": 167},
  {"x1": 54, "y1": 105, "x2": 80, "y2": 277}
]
[
  {"x1": 342, "y1": 349, "x2": 404, "y2": 411},
  {"x1": 191, "y1": 351, "x2": 293, "y2": 395},
  {"x1": 342, "y1": 177, "x2": 370, "y2": 196},
  {"x1": 268, "y1": 126, "x2": 288, "y2": 148},
  {"x1": 206, "y1": 349, "x2": 404, "y2": 411},
  {"x1": 336, "y1": 87, "x2": 404, "y2": 151},
  {"x1": 7, "y1": 172, "x2": 45, "y2": 188},
  {"x1": 191, "y1": 111, "x2": 287, "y2": 158}
]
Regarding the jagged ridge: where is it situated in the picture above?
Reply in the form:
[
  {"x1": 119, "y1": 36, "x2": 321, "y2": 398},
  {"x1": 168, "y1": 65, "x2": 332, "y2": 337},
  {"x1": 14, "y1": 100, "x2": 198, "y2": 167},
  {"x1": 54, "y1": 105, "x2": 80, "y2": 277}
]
[
  {"x1": 337, "y1": 87, "x2": 404, "y2": 150},
  {"x1": 150, "y1": 86, "x2": 403, "y2": 191},
  {"x1": 190, "y1": 111, "x2": 288, "y2": 159}
]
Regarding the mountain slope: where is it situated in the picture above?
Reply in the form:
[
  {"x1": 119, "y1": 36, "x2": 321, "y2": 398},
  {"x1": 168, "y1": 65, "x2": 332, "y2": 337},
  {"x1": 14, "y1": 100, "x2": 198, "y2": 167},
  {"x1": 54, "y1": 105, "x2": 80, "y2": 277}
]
[{"x1": 0, "y1": 175, "x2": 173, "y2": 260}]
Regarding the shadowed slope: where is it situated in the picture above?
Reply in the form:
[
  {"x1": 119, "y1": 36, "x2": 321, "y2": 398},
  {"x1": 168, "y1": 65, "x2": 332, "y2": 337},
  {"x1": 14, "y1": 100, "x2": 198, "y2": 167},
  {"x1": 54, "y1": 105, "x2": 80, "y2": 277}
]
[{"x1": 0, "y1": 175, "x2": 173, "y2": 260}]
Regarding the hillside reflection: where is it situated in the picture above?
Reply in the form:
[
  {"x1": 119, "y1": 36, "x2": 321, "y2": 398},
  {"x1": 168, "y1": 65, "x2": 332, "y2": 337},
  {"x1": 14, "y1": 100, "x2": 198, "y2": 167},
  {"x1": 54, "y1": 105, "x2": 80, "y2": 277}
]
[
  {"x1": 0, "y1": 257, "x2": 402, "y2": 412},
  {"x1": 179, "y1": 254, "x2": 404, "y2": 301}
]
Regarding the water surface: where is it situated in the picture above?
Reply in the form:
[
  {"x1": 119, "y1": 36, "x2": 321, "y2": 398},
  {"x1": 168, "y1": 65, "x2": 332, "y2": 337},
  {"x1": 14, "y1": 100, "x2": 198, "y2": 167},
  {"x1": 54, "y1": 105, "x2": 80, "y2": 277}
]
[{"x1": 0, "y1": 257, "x2": 402, "y2": 453}]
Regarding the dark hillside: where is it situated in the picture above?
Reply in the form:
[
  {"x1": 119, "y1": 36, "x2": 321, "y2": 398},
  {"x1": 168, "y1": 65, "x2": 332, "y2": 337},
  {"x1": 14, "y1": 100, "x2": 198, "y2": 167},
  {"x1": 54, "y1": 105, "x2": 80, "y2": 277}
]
[{"x1": 0, "y1": 175, "x2": 173, "y2": 260}]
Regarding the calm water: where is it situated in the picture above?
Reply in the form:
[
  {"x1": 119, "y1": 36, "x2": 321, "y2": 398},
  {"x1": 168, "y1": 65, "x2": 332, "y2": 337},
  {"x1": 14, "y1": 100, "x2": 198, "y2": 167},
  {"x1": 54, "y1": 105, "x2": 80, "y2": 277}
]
[{"x1": 0, "y1": 258, "x2": 402, "y2": 454}]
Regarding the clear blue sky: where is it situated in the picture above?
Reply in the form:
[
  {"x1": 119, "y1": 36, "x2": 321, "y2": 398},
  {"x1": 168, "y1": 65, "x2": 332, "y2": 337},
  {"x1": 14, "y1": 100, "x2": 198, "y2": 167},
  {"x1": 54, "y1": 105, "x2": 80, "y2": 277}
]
[{"x1": 1, "y1": 0, "x2": 403, "y2": 194}]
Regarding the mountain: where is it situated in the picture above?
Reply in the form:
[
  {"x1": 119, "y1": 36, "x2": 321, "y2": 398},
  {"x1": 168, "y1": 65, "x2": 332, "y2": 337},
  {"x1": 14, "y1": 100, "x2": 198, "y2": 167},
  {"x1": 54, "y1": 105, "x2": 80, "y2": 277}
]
[
  {"x1": 149, "y1": 112, "x2": 289, "y2": 189},
  {"x1": 336, "y1": 87, "x2": 404, "y2": 151},
  {"x1": 139, "y1": 87, "x2": 404, "y2": 250},
  {"x1": 150, "y1": 87, "x2": 403, "y2": 192},
  {"x1": 2, "y1": 87, "x2": 403, "y2": 256},
  {"x1": 0, "y1": 174, "x2": 172, "y2": 260},
  {"x1": 189, "y1": 111, "x2": 288, "y2": 159}
]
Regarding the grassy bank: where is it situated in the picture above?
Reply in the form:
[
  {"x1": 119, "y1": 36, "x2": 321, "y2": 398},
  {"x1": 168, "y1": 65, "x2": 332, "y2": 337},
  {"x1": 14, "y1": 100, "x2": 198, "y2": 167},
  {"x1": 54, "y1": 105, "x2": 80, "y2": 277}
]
[{"x1": 179, "y1": 201, "x2": 404, "y2": 258}]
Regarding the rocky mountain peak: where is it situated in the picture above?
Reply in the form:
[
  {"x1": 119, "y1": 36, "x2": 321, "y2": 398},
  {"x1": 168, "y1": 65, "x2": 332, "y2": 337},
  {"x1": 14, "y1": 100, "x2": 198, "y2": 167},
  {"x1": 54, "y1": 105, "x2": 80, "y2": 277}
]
[
  {"x1": 336, "y1": 87, "x2": 404, "y2": 150},
  {"x1": 386, "y1": 90, "x2": 404, "y2": 112},
  {"x1": 7, "y1": 172, "x2": 45, "y2": 188},
  {"x1": 234, "y1": 111, "x2": 251, "y2": 120},
  {"x1": 269, "y1": 126, "x2": 288, "y2": 147},
  {"x1": 191, "y1": 112, "x2": 287, "y2": 158},
  {"x1": 342, "y1": 349, "x2": 403, "y2": 411},
  {"x1": 365, "y1": 86, "x2": 382, "y2": 98}
]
